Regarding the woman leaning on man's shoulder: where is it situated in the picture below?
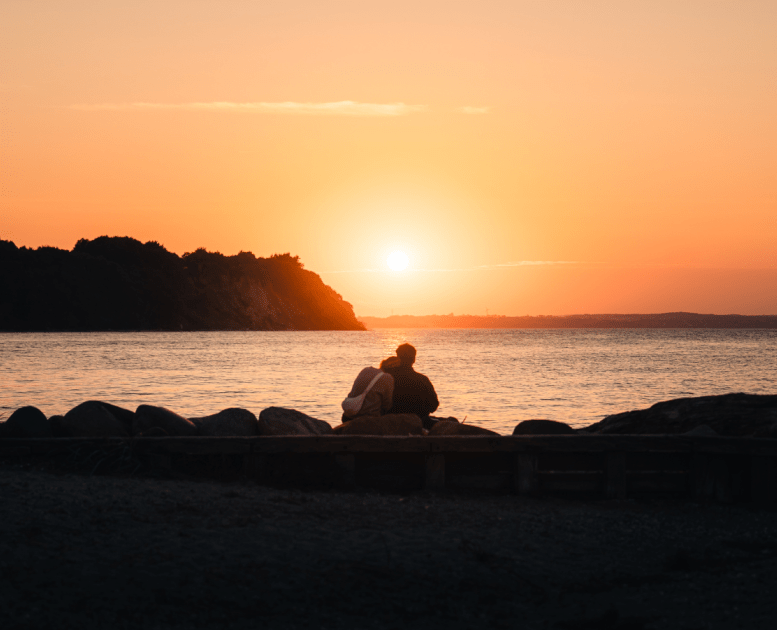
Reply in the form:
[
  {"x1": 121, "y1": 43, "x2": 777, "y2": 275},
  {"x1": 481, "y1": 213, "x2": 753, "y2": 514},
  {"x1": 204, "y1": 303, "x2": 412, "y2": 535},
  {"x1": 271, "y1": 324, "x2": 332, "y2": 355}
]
[{"x1": 341, "y1": 356, "x2": 399, "y2": 422}]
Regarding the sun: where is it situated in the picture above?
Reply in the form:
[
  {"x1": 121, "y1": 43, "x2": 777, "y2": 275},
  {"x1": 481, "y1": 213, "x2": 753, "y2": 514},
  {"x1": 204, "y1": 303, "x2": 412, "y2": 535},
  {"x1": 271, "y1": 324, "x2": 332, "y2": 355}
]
[{"x1": 386, "y1": 251, "x2": 409, "y2": 271}]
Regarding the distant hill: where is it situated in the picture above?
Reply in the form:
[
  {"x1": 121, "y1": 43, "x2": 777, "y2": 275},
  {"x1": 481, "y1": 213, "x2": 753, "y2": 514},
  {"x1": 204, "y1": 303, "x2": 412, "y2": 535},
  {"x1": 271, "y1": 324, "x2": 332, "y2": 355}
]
[
  {"x1": 359, "y1": 313, "x2": 777, "y2": 329},
  {"x1": 0, "y1": 237, "x2": 365, "y2": 331}
]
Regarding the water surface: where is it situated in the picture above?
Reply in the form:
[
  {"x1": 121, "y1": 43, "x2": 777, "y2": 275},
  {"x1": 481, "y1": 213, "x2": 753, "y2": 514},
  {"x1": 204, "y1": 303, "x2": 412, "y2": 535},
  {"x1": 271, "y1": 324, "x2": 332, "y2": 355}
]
[{"x1": 2, "y1": 329, "x2": 775, "y2": 433}]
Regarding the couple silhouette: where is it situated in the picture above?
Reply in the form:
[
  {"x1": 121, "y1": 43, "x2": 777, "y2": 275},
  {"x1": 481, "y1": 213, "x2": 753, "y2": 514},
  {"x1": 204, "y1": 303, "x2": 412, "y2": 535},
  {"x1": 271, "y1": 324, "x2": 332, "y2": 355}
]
[{"x1": 341, "y1": 343, "x2": 439, "y2": 431}]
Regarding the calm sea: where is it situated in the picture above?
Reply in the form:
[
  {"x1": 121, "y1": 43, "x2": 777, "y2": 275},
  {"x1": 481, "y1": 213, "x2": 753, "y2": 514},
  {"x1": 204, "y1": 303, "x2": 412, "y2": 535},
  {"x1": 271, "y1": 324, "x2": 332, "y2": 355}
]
[{"x1": 1, "y1": 329, "x2": 776, "y2": 434}]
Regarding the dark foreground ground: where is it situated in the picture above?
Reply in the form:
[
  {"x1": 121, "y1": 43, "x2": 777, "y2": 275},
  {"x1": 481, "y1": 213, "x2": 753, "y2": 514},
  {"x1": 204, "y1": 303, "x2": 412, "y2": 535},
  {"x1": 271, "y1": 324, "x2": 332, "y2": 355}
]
[{"x1": 1, "y1": 462, "x2": 776, "y2": 630}]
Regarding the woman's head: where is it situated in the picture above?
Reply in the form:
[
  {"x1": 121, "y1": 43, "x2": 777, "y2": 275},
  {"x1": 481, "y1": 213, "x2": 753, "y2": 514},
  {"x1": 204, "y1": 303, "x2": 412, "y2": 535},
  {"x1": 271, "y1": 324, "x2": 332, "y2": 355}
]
[{"x1": 380, "y1": 356, "x2": 400, "y2": 370}]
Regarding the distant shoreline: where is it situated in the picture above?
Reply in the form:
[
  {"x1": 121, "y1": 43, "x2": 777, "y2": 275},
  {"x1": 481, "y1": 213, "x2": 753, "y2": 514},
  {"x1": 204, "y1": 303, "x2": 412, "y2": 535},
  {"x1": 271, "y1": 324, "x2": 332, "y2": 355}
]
[{"x1": 358, "y1": 312, "x2": 777, "y2": 329}]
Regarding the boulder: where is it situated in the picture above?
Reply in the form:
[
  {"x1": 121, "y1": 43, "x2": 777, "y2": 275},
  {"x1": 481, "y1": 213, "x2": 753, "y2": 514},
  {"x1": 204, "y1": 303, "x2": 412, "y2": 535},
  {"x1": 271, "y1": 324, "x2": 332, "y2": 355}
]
[
  {"x1": 191, "y1": 408, "x2": 258, "y2": 436},
  {"x1": 257, "y1": 407, "x2": 333, "y2": 436},
  {"x1": 428, "y1": 416, "x2": 460, "y2": 427},
  {"x1": 136, "y1": 427, "x2": 169, "y2": 437},
  {"x1": 3, "y1": 406, "x2": 52, "y2": 438},
  {"x1": 581, "y1": 393, "x2": 777, "y2": 437},
  {"x1": 513, "y1": 419, "x2": 576, "y2": 436},
  {"x1": 753, "y1": 422, "x2": 777, "y2": 439},
  {"x1": 96, "y1": 402, "x2": 135, "y2": 433},
  {"x1": 428, "y1": 421, "x2": 500, "y2": 437},
  {"x1": 48, "y1": 415, "x2": 69, "y2": 437},
  {"x1": 684, "y1": 424, "x2": 718, "y2": 437},
  {"x1": 61, "y1": 401, "x2": 132, "y2": 437},
  {"x1": 133, "y1": 405, "x2": 198, "y2": 437},
  {"x1": 429, "y1": 416, "x2": 459, "y2": 422},
  {"x1": 332, "y1": 414, "x2": 425, "y2": 436}
]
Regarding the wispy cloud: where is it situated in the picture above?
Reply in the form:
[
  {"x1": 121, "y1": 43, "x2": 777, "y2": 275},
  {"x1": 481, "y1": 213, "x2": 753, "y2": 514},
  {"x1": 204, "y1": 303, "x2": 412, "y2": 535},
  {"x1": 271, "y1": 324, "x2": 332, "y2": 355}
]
[
  {"x1": 70, "y1": 101, "x2": 427, "y2": 116},
  {"x1": 478, "y1": 260, "x2": 580, "y2": 269},
  {"x1": 320, "y1": 261, "x2": 585, "y2": 274},
  {"x1": 320, "y1": 268, "x2": 383, "y2": 274},
  {"x1": 456, "y1": 106, "x2": 491, "y2": 114}
]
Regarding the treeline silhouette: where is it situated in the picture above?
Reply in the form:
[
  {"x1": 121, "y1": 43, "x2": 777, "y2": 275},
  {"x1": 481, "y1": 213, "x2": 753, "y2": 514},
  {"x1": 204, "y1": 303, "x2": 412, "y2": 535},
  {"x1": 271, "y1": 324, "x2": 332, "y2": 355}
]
[
  {"x1": 359, "y1": 313, "x2": 777, "y2": 329},
  {"x1": 0, "y1": 237, "x2": 365, "y2": 331}
]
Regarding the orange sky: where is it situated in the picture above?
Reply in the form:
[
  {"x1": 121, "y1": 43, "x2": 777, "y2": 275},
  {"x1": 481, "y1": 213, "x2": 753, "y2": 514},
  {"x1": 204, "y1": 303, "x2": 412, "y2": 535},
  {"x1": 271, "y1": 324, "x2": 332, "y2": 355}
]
[{"x1": 2, "y1": 1, "x2": 775, "y2": 316}]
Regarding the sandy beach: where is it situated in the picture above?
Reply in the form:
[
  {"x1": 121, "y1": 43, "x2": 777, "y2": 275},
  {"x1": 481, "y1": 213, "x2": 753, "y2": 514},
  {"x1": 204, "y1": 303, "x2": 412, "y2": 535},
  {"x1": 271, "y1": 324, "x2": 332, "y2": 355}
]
[{"x1": 1, "y1": 460, "x2": 776, "y2": 630}]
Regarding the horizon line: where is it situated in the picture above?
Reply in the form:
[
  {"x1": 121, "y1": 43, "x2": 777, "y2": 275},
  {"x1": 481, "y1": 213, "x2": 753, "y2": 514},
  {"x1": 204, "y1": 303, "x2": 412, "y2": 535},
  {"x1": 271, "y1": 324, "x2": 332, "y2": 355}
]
[{"x1": 357, "y1": 312, "x2": 777, "y2": 319}]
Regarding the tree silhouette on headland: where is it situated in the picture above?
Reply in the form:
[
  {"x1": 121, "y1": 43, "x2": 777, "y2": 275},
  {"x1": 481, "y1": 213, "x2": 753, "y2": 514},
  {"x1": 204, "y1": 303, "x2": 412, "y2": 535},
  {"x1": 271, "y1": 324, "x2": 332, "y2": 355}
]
[{"x1": 0, "y1": 237, "x2": 364, "y2": 331}]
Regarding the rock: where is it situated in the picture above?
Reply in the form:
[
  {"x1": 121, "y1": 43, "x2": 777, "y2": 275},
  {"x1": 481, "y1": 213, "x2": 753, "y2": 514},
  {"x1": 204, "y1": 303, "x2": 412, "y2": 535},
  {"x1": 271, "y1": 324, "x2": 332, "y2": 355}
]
[
  {"x1": 191, "y1": 408, "x2": 258, "y2": 436},
  {"x1": 513, "y1": 419, "x2": 576, "y2": 435},
  {"x1": 257, "y1": 407, "x2": 333, "y2": 436},
  {"x1": 428, "y1": 421, "x2": 500, "y2": 437},
  {"x1": 684, "y1": 424, "x2": 718, "y2": 437},
  {"x1": 48, "y1": 415, "x2": 69, "y2": 437},
  {"x1": 96, "y1": 402, "x2": 135, "y2": 433},
  {"x1": 133, "y1": 405, "x2": 199, "y2": 437},
  {"x1": 332, "y1": 414, "x2": 425, "y2": 436},
  {"x1": 3, "y1": 406, "x2": 52, "y2": 438},
  {"x1": 136, "y1": 427, "x2": 169, "y2": 437},
  {"x1": 581, "y1": 393, "x2": 777, "y2": 436},
  {"x1": 61, "y1": 401, "x2": 132, "y2": 437},
  {"x1": 753, "y1": 422, "x2": 777, "y2": 439},
  {"x1": 427, "y1": 416, "x2": 459, "y2": 431}
]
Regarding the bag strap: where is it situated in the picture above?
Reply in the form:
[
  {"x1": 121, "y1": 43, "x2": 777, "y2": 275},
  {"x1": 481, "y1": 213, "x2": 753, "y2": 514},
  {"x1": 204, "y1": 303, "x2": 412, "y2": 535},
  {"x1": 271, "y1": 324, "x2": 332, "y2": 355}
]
[
  {"x1": 341, "y1": 370, "x2": 386, "y2": 417},
  {"x1": 360, "y1": 371, "x2": 385, "y2": 398}
]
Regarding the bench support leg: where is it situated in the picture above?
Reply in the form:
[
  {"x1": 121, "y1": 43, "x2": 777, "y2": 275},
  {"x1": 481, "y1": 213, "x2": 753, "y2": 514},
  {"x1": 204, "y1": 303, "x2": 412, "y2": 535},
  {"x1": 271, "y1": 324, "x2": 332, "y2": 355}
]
[
  {"x1": 425, "y1": 454, "x2": 445, "y2": 491},
  {"x1": 516, "y1": 454, "x2": 538, "y2": 496}
]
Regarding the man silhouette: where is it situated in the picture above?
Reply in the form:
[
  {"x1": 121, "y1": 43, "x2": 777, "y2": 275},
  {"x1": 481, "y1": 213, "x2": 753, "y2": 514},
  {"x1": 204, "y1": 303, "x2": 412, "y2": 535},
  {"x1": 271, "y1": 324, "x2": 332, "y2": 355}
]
[{"x1": 383, "y1": 343, "x2": 439, "y2": 429}]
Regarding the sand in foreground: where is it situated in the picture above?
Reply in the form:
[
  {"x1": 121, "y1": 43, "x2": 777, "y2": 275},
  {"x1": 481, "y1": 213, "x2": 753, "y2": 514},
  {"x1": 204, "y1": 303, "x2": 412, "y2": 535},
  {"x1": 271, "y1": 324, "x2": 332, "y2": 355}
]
[{"x1": 1, "y1": 464, "x2": 776, "y2": 629}]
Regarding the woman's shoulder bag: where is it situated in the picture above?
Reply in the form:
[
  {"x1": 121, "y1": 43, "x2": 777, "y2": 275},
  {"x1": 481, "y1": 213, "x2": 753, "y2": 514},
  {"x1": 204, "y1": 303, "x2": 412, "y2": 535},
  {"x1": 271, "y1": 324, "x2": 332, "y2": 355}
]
[{"x1": 341, "y1": 371, "x2": 385, "y2": 418}]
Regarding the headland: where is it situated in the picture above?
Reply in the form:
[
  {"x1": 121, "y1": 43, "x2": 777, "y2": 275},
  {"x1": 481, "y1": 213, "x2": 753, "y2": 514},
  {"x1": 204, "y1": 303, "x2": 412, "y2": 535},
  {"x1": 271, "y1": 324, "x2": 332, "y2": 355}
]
[{"x1": 0, "y1": 237, "x2": 364, "y2": 331}]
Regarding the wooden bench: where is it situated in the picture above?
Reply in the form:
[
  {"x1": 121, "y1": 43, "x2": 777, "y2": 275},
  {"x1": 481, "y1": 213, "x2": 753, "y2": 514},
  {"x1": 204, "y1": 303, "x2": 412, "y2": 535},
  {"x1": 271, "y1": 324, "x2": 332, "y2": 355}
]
[{"x1": 2, "y1": 435, "x2": 776, "y2": 505}]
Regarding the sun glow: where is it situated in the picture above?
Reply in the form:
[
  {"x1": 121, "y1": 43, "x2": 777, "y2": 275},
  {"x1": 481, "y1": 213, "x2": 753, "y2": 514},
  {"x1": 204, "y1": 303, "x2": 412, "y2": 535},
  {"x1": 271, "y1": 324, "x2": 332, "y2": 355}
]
[{"x1": 387, "y1": 251, "x2": 409, "y2": 271}]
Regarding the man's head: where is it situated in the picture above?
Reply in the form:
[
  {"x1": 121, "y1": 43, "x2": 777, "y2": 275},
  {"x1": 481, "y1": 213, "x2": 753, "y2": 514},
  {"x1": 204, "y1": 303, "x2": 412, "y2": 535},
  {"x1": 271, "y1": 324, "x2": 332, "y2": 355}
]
[{"x1": 396, "y1": 343, "x2": 416, "y2": 367}]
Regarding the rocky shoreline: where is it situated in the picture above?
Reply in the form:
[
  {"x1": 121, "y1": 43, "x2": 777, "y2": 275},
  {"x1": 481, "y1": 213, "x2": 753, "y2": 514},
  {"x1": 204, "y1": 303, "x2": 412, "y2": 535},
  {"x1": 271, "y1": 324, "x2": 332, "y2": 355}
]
[{"x1": 2, "y1": 393, "x2": 777, "y2": 440}]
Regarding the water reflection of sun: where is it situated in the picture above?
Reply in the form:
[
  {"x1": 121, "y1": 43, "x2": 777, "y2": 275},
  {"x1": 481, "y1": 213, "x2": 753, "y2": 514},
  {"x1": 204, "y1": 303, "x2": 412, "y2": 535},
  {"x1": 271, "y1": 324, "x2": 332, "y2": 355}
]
[{"x1": 387, "y1": 251, "x2": 409, "y2": 271}]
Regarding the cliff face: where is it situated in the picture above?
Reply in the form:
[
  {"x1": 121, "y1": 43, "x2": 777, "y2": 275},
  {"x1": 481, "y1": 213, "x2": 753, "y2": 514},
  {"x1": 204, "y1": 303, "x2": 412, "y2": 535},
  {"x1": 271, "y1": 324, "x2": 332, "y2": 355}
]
[{"x1": 0, "y1": 237, "x2": 365, "y2": 331}]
